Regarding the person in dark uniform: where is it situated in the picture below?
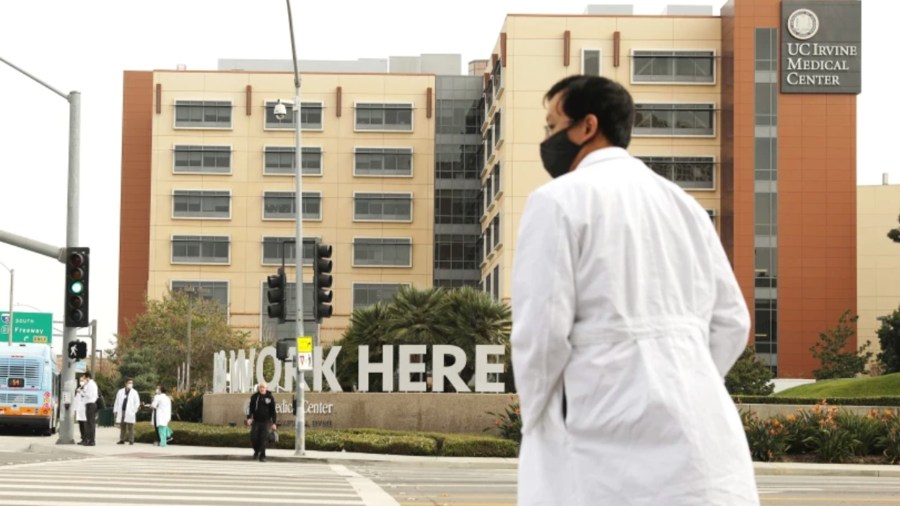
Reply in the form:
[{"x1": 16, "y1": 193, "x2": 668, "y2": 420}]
[{"x1": 245, "y1": 382, "x2": 277, "y2": 462}]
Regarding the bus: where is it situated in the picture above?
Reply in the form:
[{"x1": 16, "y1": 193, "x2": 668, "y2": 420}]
[{"x1": 0, "y1": 343, "x2": 60, "y2": 434}]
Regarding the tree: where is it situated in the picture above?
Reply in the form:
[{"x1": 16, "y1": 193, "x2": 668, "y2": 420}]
[
  {"x1": 334, "y1": 286, "x2": 513, "y2": 392},
  {"x1": 725, "y1": 347, "x2": 775, "y2": 395},
  {"x1": 117, "y1": 290, "x2": 249, "y2": 391},
  {"x1": 876, "y1": 306, "x2": 900, "y2": 374},
  {"x1": 809, "y1": 310, "x2": 873, "y2": 380},
  {"x1": 888, "y1": 214, "x2": 900, "y2": 243}
]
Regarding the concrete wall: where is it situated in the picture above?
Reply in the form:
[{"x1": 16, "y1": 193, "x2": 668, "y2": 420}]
[{"x1": 204, "y1": 392, "x2": 515, "y2": 434}]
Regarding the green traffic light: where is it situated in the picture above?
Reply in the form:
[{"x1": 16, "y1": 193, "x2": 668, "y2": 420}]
[{"x1": 70, "y1": 281, "x2": 84, "y2": 295}]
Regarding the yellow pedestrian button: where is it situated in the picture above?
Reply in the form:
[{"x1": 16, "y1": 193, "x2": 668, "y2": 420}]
[{"x1": 297, "y1": 336, "x2": 313, "y2": 353}]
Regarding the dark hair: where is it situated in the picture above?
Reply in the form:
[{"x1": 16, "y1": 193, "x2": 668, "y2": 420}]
[
  {"x1": 544, "y1": 75, "x2": 634, "y2": 148},
  {"x1": 83, "y1": 371, "x2": 92, "y2": 379},
  {"x1": 158, "y1": 385, "x2": 167, "y2": 394},
  {"x1": 125, "y1": 377, "x2": 134, "y2": 383}
]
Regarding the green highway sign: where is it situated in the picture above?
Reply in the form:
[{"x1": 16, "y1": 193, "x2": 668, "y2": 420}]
[{"x1": 0, "y1": 311, "x2": 54, "y2": 344}]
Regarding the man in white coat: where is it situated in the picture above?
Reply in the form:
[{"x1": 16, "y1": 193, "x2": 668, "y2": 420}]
[
  {"x1": 511, "y1": 75, "x2": 759, "y2": 505},
  {"x1": 113, "y1": 378, "x2": 141, "y2": 445}
]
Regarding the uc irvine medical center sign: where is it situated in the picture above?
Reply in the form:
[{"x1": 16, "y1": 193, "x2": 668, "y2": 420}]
[{"x1": 781, "y1": 0, "x2": 861, "y2": 94}]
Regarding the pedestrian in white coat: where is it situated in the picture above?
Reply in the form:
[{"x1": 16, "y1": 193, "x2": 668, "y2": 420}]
[
  {"x1": 73, "y1": 378, "x2": 87, "y2": 444},
  {"x1": 511, "y1": 75, "x2": 759, "y2": 506},
  {"x1": 113, "y1": 378, "x2": 141, "y2": 445},
  {"x1": 149, "y1": 385, "x2": 173, "y2": 447}
]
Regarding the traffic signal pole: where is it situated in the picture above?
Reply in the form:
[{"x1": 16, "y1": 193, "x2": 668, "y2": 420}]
[{"x1": 0, "y1": 57, "x2": 82, "y2": 445}]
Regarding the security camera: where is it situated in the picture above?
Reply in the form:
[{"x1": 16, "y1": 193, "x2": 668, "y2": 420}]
[{"x1": 273, "y1": 100, "x2": 287, "y2": 121}]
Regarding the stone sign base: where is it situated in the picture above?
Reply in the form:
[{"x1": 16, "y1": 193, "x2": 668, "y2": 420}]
[{"x1": 203, "y1": 392, "x2": 516, "y2": 434}]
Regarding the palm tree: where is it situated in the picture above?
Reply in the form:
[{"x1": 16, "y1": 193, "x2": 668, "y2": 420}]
[
  {"x1": 334, "y1": 302, "x2": 391, "y2": 391},
  {"x1": 384, "y1": 286, "x2": 452, "y2": 345},
  {"x1": 442, "y1": 287, "x2": 513, "y2": 391}
]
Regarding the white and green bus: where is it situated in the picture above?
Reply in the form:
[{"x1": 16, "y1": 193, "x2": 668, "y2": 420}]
[{"x1": 0, "y1": 344, "x2": 60, "y2": 434}]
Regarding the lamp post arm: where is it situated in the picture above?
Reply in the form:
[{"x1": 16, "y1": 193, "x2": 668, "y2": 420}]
[{"x1": 0, "y1": 56, "x2": 69, "y2": 100}]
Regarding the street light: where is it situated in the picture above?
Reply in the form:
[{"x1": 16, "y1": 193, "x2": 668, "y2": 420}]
[
  {"x1": 281, "y1": 0, "x2": 307, "y2": 457},
  {"x1": 0, "y1": 261, "x2": 13, "y2": 346},
  {"x1": 0, "y1": 55, "x2": 83, "y2": 446}
]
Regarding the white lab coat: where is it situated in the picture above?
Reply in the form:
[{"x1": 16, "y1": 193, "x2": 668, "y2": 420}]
[
  {"x1": 511, "y1": 148, "x2": 759, "y2": 506},
  {"x1": 151, "y1": 393, "x2": 172, "y2": 427},
  {"x1": 113, "y1": 388, "x2": 141, "y2": 424},
  {"x1": 73, "y1": 387, "x2": 86, "y2": 422}
]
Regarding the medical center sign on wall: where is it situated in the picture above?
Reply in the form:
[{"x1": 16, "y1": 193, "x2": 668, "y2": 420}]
[{"x1": 781, "y1": 0, "x2": 861, "y2": 94}]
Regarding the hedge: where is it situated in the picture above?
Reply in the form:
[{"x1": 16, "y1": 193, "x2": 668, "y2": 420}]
[
  {"x1": 133, "y1": 422, "x2": 517, "y2": 458},
  {"x1": 733, "y1": 396, "x2": 900, "y2": 406}
]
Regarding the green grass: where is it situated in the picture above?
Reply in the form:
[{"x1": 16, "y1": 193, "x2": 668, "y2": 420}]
[{"x1": 775, "y1": 373, "x2": 900, "y2": 398}]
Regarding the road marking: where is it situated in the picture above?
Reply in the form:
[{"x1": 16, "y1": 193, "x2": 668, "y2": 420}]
[{"x1": 332, "y1": 464, "x2": 402, "y2": 506}]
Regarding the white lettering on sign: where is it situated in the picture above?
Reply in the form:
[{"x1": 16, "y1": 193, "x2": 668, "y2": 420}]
[{"x1": 212, "y1": 344, "x2": 507, "y2": 394}]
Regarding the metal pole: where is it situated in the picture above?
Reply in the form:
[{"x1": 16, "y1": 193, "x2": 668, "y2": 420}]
[
  {"x1": 57, "y1": 90, "x2": 80, "y2": 445},
  {"x1": 7, "y1": 269, "x2": 12, "y2": 346},
  {"x1": 285, "y1": 0, "x2": 306, "y2": 457},
  {"x1": 186, "y1": 289, "x2": 193, "y2": 391},
  {"x1": 90, "y1": 320, "x2": 97, "y2": 374}
]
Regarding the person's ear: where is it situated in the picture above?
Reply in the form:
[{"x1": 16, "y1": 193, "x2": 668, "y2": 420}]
[{"x1": 581, "y1": 114, "x2": 600, "y2": 140}]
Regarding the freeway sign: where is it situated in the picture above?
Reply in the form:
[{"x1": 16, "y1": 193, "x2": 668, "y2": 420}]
[{"x1": 0, "y1": 311, "x2": 53, "y2": 344}]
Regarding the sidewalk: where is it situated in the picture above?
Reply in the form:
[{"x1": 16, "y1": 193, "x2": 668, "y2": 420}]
[{"x1": 19, "y1": 426, "x2": 900, "y2": 477}]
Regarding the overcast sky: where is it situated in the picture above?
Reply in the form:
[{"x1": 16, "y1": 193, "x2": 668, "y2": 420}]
[{"x1": 0, "y1": 0, "x2": 891, "y2": 355}]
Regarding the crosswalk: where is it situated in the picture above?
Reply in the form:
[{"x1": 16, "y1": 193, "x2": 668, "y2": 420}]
[{"x1": 0, "y1": 455, "x2": 399, "y2": 506}]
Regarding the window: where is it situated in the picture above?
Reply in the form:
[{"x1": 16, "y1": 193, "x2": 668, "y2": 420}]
[
  {"x1": 171, "y1": 236, "x2": 229, "y2": 264},
  {"x1": 639, "y1": 156, "x2": 716, "y2": 190},
  {"x1": 484, "y1": 127, "x2": 493, "y2": 162},
  {"x1": 492, "y1": 111, "x2": 502, "y2": 146},
  {"x1": 355, "y1": 103, "x2": 413, "y2": 131},
  {"x1": 436, "y1": 99, "x2": 481, "y2": 135},
  {"x1": 261, "y1": 237, "x2": 316, "y2": 265},
  {"x1": 171, "y1": 281, "x2": 229, "y2": 312},
  {"x1": 492, "y1": 164, "x2": 501, "y2": 198},
  {"x1": 174, "y1": 100, "x2": 232, "y2": 128},
  {"x1": 435, "y1": 144, "x2": 479, "y2": 180},
  {"x1": 582, "y1": 49, "x2": 602, "y2": 76},
  {"x1": 264, "y1": 101, "x2": 324, "y2": 129},
  {"x1": 492, "y1": 265, "x2": 500, "y2": 301},
  {"x1": 634, "y1": 104, "x2": 715, "y2": 136},
  {"x1": 263, "y1": 192, "x2": 322, "y2": 220},
  {"x1": 173, "y1": 145, "x2": 231, "y2": 173},
  {"x1": 354, "y1": 193, "x2": 413, "y2": 221},
  {"x1": 354, "y1": 148, "x2": 413, "y2": 176},
  {"x1": 435, "y1": 234, "x2": 479, "y2": 270},
  {"x1": 492, "y1": 215, "x2": 501, "y2": 249},
  {"x1": 435, "y1": 189, "x2": 479, "y2": 225},
  {"x1": 633, "y1": 50, "x2": 715, "y2": 83},
  {"x1": 172, "y1": 190, "x2": 230, "y2": 218},
  {"x1": 263, "y1": 146, "x2": 323, "y2": 176},
  {"x1": 353, "y1": 283, "x2": 406, "y2": 308},
  {"x1": 353, "y1": 238, "x2": 412, "y2": 267}
]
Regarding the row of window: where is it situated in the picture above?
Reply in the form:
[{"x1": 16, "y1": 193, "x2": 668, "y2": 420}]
[
  {"x1": 170, "y1": 236, "x2": 413, "y2": 267},
  {"x1": 174, "y1": 100, "x2": 413, "y2": 131},
  {"x1": 173, "y1": 145, "x2": 415, "y2": 177},
  {"x1": 482, "y1": 264, "x2": 501, "y2": 302},
  {"x1": 172, "y1": 191, "x2": 414, "y2": 222},
  {"x1": 172, "y1": 280, "x2": 407, "y2": 311},
  {"x1": 482, "y1": 164, "x2": 502, "y2": 212},
  {"x1": 638, "y1": 156, "x2": 716, "y2": 190},
  {"x1": 483, "y1": 215, "x2": 501, "y2": 260},
  {"x1": 579, "y1": 49, "x2": 716, "y2": 84}
]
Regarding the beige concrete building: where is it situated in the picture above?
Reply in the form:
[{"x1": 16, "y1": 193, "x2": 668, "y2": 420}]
[
  {"x1": 119, "y1": 70, "x2": 437, "y2": 344},
  {"x1": 858, "y1": 181, "x2": 900, "y2": 355},
  {"x1": 479, "y1": 13, "x2": 722, "y2": 308}
]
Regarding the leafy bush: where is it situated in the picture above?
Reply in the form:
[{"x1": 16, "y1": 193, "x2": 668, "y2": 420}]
[
  {"x1": 485, "y1": 398, "x2": 522, "y2": 443},
  {"x1": 741, "y1": 410, "x2": 788, "y2": 461},
  {"x1": 873, "y1": 409, "x2": 900, "y2": 463},
  {"x1": 172, "y1": 389, "x2": 204, "y2": 422},
  {"x1": 836, "y1": 410, "x2": 882, "y2": 456},
  {"x1": 726, "y1": 347, "x2": 775, "y2": 395},
  {"x1": 733, "y1": 395, "x2": 900, "y2": 406}
]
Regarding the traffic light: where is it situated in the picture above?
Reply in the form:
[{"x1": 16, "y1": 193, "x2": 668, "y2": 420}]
[
  {"x1": 276, "y1": 338, "x2": 293, "y2": 361},
  {"x1": 68, "y1": 340, "x2": 87, "y2": 360},
  {"x1": 64, "y1": 247, "x2": 90, "y2": 327},
  {"x1": 266, "y1": 267, "x2": 287, "y2": 323},
  {"x1": 313, "y1": 242, "x2": 333, "y2": 322}
]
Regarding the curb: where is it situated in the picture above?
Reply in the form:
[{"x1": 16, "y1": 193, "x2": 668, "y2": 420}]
[{"x1": 753, "y1": 463, "x2": 900, "y2": 478}]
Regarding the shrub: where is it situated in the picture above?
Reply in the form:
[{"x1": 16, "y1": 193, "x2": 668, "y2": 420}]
[
  {"x1": 742, "y1": 410, "x2": 788, "y2": 462},
  {"x1": 485, "y1": 398, "x2": 522, "y2": 443},
  {"x1": 726, "y1": 347, "x2": 775, "y2": 395},
  {"x1": 836, "y1": 410, "x2": 882, "y2": 456},
  {"x1": 874, "y1": 409, "x2": 900, "y2": 463},
  {"x1": 801, "y1": 403, "x2": 860, "y2": 463},
  {"x1": 172, "y1": 389, "x2": 204, "y2": 422}
]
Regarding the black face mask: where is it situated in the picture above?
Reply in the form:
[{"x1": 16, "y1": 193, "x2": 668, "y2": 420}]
[{"x1": 539, "y1": 127, "x2": 584, "y2": 179}]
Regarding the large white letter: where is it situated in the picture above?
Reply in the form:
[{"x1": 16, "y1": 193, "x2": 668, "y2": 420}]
[
  {"x1": 213, "y1": 351, "x2": 227, "y2": 393},
  {"x1": 229, "y1": 350, "x2": 250, "y2": 393},
  {"x1": 358, "y1": 345, "x2": 394, "y2": 392},
  {"x1": 475, "y1": 345, "x2": 505, "y2": 393},
  {"x1": 432, "y1": 345, "x2": 470, "y2": 393},
  {"x1": 256, "y1": 346, "x2": 281, "y2": 389},
  {"x1": 398, "y1": 345, "x2": 427, "y2": 392},
  {"x1": 314, "y1": 345, "x2": 343, "y2": 392}
]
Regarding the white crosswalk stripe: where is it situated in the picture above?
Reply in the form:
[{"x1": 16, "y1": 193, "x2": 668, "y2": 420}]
[{"x1": 0, "y1": 456, "x2": 399, "y2": 506}]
